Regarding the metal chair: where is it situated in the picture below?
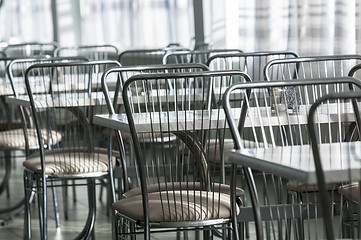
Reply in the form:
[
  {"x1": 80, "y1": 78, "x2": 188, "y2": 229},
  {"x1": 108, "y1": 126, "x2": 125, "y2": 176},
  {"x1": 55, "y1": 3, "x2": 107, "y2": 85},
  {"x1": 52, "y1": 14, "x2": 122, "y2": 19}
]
[
  {"x1": 205, "y1": 50, "x2": 300, "y2": 166},
  {"x1": 22, "y1": 60, "x2": 120, "y2": 239},
  {"x1": 0, "y1": 57, "x2": 87, "y2": 224},
  {"x1": 222, "y1": 77, "x2": 361, "y2": 239},
  {"x1": 54, "y1": 44, "x2": 119, "y2": 61},
  {"x1": 162, "y1": 49, "x2": 243, "y2": 65},
  {"x1": 207, "y1": 51, "x2": 299, "y2": 81},
  {"x1": 265, "y1": 54, "x2": 361, "y2": 220},
  {"x1": 100, "y1": 63, "x2": 211, "y2": 206},
  {"x1": 206, "y1": 51, "x2": 299, "y2": 237},
  {"x1": 264, "y1": 54, "x2": 361, "y2": 81},
  {"x1": 0, "y1": 57, "x2": 25, "y2": 202},
  {"x1": 6, "y1": 56, "x2": 88, "y2": 222},
  {"x1": 118, "y1": 46, "x2": 188, "y2": 66},
  {"x1": 109, "y1": 70, "x2": 250, "y2": 239},
  {"x1": 307, "y1": 90, "x2": 361, "y2": 240},
  {"x1": 3, "y1": 42, "x2": 58, "y2": 57}
]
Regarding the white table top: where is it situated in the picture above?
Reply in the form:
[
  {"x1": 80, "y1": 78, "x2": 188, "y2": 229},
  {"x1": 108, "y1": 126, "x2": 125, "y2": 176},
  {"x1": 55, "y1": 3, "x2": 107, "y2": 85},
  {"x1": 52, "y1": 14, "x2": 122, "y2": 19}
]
[
  {"x1": 5, "y1": 87, "x2": 231, "y2": 108},
  {"x1": 228, "y1": 142, "x2": 361, "y2": 184},
  {"x1": 244, "y1": 102, "x2": 359, "y2": 126},
  {"x1": 93, "y1": 108, "x2": 242, "y2": 133},
  {"x1": 93, "y1": 100, "x2": 359, "y2": 134}
]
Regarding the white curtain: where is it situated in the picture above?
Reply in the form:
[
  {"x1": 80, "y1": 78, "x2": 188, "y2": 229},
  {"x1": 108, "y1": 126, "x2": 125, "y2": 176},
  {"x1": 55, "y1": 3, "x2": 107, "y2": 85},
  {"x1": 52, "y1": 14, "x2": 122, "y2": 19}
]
[
  {"x1": 80, "y1": 0, "x2": 195, "y2": 50},
  {"x1": 204, "y1": 0, "x2": 361, "y2": 56},
  {"x1": 0, "y1": 0, "x2": 53, "y2": 43}
]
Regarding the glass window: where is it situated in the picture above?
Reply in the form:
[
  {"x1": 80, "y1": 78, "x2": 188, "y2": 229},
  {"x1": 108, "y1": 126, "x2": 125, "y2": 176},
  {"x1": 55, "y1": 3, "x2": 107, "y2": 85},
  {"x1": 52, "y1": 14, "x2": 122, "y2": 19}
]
[{"x1": 80, "y1": 0, "x2": 195, "y2": 49}]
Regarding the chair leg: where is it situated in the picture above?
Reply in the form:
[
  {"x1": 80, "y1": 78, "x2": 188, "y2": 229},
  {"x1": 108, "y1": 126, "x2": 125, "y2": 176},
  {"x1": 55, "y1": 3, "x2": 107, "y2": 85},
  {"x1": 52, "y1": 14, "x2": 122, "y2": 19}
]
[
  {"x1": 62, "y1": 180, "x2": 69, "y2": 220},
  {"x1": 203, "y1": 227, "x2": 213, "y2": 240},
  {"x1": 86, "y1": 179, "x2": 96, "y2": 238},
  {"x1": 72, "y1": 180, "x2": 77, "y2": 203},
  {"x1": 42, "y1": 177, "x2": 48, "y2": 240},
  {"x1": 51, "y1": 180, "x2": 60, "y2": 228},
  {"x1": 23, "y1": 171, "x2": 32, "y2": 240},
  {"x1": 0, "y1": 151, "x2": 12, "y2": 197},
  {"x1": 76, "y1": 178, "x2": 97, "y2": 239},
  {"x1": 36, "y1": 176, "x2": 48, "y2": 240},
  {"x1": 130, "y1": 221, "x2": 136, "y2": 240},
  {"x1": 104, "y1": 179, "x2": 110, "y2": 217}
]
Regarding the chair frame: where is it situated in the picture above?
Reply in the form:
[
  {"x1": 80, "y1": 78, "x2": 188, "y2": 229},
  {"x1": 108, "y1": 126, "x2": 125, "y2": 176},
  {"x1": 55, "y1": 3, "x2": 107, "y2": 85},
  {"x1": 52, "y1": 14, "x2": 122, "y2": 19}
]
[
  {"x1": 308, "y1": 91, "x2": 361, "y2": 240},
  {"x1": 118, "y1": 46, "x2": 189, "y2": 66},
  {"x1": 22, "y1": 60, "x2": 121, "y2": 239},
  {"x1": 264, "y1": 54, "x2": 361, "y2": 81},
  {"x1": 162, "y1": 49, "x2": 243, "y2": 65},
  {"x1": 117, "y1": 70, "x2": 251, "y2": 239},
  {"x1": 3, "y1": 42, "x2": 59, "y2": 57},
  {"x1": 223, "y1": 77, "x2": 361, "y2": 240},
  {"x1": 54, "y1": 44, "x2": 119, "y2": 60}
]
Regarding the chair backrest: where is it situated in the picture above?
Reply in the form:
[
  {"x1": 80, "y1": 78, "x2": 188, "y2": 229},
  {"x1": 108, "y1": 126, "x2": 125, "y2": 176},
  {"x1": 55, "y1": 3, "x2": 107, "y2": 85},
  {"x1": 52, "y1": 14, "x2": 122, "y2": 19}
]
[
  {"x1": 162, "y1": 49, "x2": 243, "y2": 65},
  {"x1": 0, "y1": 57, "x2": 19, "y2": 95},
  {"x1": 224, "y1": 78, "x2": 361, "y2": 149},
  {"x1": 121, "y1": 71, "x2": 250, "y2": 222},
  {"x1": 0, "y1": 57, "x2": 23, "y2": 131},
  {"x1": 5, "y1": 57, "x2": 89, "y2": 149},
  {"x1": 3, "y1": 42, "x2": 58, "y2": 57},
  {"x1": 102, "y1": 63, "x2": 210, "y2": 114},
  {"x1": 54, "y1": 44, "x2": 119, "y2": 61},
  {"x1": 307, "y1": 91, "x2": 361, "y2": 240},
  {"x1": 24, "y1": 61, "x2": 121, "y2": 176},
  {"x1": 7, "y1": 56, "x2": 88, "y2": 97},
  {"x1": 102, "y1": 63, "x2": 210, "y2": 195},
  {"x1": 118, "y1": 46, "x2": 188, "y2": 66},
  {"x1": 223, "y1": 77, "x2": 361, "y2": 239},
  {"x1": 207, "y1": 51, "x2": 298, "y2": 82},
  {"x1": 265, "y1": 54, "x2": 361, "y2": 81},
  {"x1": 119, "y1": 48, "x2": 166, "y2": 66}
]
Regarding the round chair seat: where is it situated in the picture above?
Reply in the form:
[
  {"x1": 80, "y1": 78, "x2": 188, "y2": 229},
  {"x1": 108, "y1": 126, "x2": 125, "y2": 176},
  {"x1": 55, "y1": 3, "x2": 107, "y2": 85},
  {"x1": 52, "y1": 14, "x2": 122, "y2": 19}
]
[
  {"x1": 113, "y1": 190, "x2": 236, "y2": 222},
  {"x1": 0, "y1": 128, "x2": 62, "y2": 148},
  {"x1": 23, "y1": 149, "x2": 112, "y2": 176}
]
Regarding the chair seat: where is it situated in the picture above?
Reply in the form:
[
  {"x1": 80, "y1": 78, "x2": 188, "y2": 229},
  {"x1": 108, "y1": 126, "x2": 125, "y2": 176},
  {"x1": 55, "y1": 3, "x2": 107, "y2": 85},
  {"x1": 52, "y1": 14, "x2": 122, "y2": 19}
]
[
  {"x1": 123, "y1": 182, "x2": 244, "y2": 198},
  {"x1": 338, "y1": 182, "x2": 358, "y2": 202},
  {"x1": 0, "y1": 128, "x2": 62, "y2": 148},
  {"x1": 23, "y1": 149, "x2": 111, "y2": 175},
  {"x1": 286, "y1": 180, "x2": 341, "y2": 192},
  {"x1": 113, "y1": 190, "x2": 235, "y2": 222}
]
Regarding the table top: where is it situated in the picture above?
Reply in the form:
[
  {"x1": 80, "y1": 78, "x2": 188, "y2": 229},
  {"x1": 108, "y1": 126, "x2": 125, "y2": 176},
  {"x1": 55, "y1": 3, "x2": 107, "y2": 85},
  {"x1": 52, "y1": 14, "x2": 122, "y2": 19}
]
[
  {"x1": 93, "y1": 100, "x2": 359, "y2": 133},
  {"x1": 228, "y1": 141, "x2": 361, "y2": 184},
  {"x1": 244, "y1": 102, "x2": 359, "y2": 126},
  {"x1": 93, "y1": 108, "x2": 242, "y2": 133}
]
